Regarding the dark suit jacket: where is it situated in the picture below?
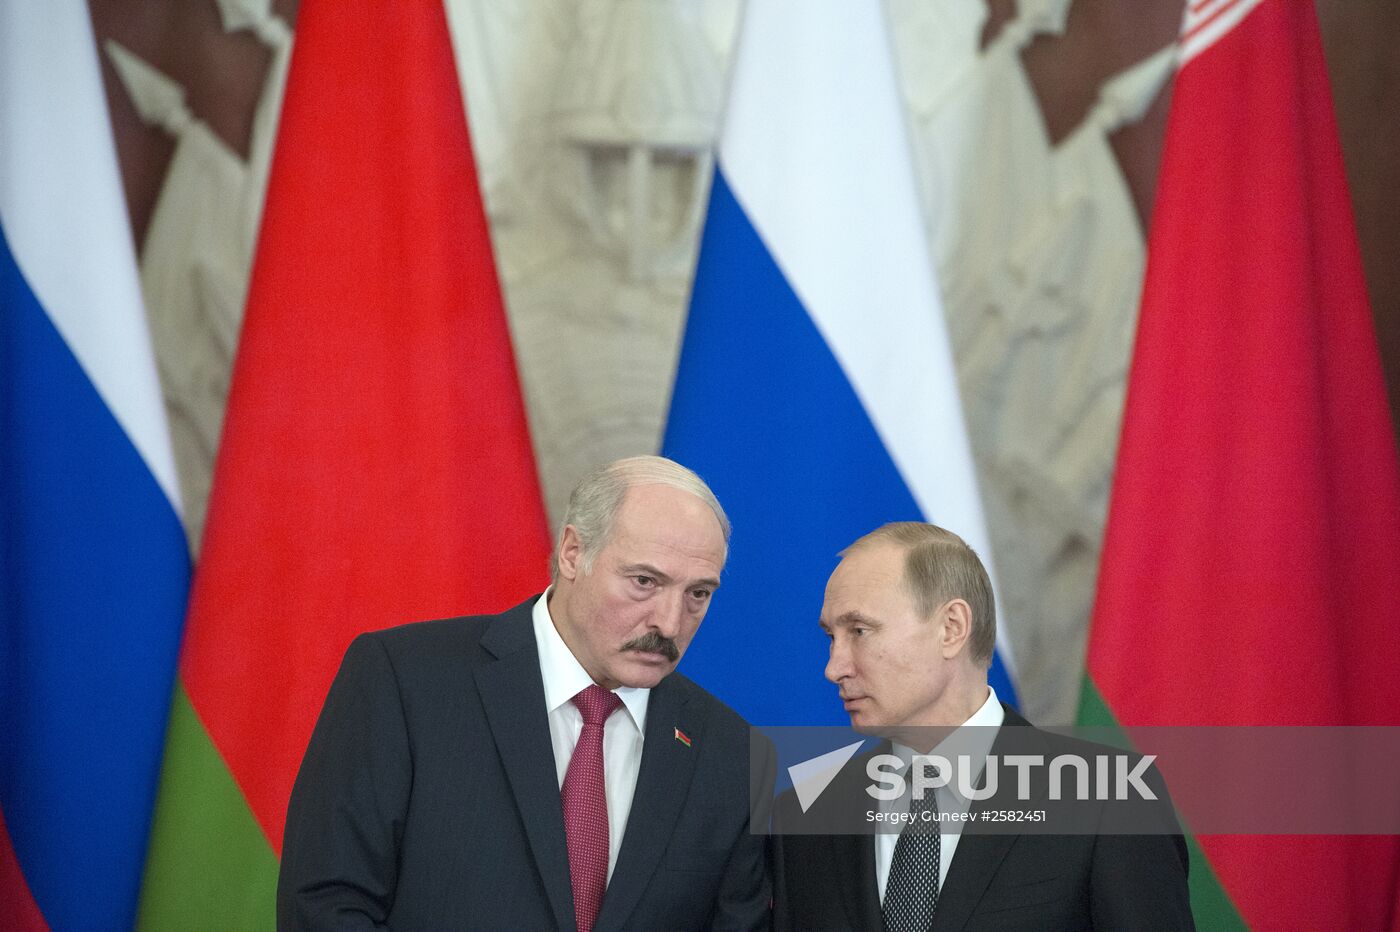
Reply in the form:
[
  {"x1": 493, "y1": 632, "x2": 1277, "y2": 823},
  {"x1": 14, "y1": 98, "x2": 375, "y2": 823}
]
[
  {"x1": 278, "y1": 598, "x2": 772, "y2": 931},
  {"x1": 771, "y1": 707, "x2": 1194, "y2": 931}
]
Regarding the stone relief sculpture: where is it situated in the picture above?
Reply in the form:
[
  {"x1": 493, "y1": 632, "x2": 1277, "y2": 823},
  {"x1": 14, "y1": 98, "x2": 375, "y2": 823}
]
[
  {"x1": 114, "y1": 0, "x2": 1168, "y2": 720},
  {"x1": 445, "y1": 0, "x2": 739, "y2": 522},
  {"x1": 893, "y1": 0, "x2": 1173, "y2": 720},
  {"x1": 104, "y1": 0, "x2": 290, "y2": 551}
]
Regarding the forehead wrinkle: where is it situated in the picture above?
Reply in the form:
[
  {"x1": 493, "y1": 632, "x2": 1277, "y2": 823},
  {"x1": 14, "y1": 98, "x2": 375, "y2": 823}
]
[
  {"x1": 618, "y1": 561, "x2": 721, "y2": 590},
  {"x1": 619, "y1": 561, "x2": 672, "y2": 583},
  {"x1": 826, "y1": 610, "x2": 882, "y2": 630}
]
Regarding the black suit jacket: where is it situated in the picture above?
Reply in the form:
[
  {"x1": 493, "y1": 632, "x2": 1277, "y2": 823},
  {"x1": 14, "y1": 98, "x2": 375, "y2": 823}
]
[
  {"x1": 771, "y1": 707, "x2": 1194, "y2": 931},
  {"x1": 278, "y1": 598, "x2": 772, "y2": 931}
]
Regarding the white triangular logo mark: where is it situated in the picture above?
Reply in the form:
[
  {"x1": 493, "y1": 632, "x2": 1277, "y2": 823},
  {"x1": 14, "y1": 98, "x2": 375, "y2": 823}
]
[{"x1": 788, "y1": 740, "x2": 865, "y2": 813}]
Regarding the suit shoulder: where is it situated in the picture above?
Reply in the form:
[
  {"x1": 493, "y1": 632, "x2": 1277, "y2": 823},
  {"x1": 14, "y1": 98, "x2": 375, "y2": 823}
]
[
  {"x1": 1002, "y1": 707, "x2": 1151, "y2": 760},
  {"x1": 354, "y1": 597, "x2": 533, "y2": 649},
  {"x1": 1015, "y1": 720, "x2": 1155, "y2": 764},
  {"x1": 353, "y1": 615, "x2": 488, "y2": 657},
  {"x1": 666, "y1": 671, "x2": 752, "y2": 731},
  {"x1": 348, "y1": 597, "x2": 536, "y2": 675}
]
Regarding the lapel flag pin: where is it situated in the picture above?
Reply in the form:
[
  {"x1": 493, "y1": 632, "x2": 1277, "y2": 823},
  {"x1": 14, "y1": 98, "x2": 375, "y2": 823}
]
[{"x1": 674, "y1": 727, "x2": 692, "y2": 747}]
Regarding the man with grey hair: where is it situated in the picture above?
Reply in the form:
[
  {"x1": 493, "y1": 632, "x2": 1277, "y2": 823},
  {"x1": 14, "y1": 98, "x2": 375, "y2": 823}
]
[
  {"x1": 280, "y1": 455, "x2": 771, "y2": 931},
  {"x1": 772, "y1": 521, "x2": 1193, "y2": 931}
]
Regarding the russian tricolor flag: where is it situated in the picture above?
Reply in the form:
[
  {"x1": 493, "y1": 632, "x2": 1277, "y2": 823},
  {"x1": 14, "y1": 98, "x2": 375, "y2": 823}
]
[
  {"x1": 1, "y1": 4, "x2": 190, "y2": 929},
  {"x1": 664, "y1": 0, "x2": 1016, "y2": 725}
]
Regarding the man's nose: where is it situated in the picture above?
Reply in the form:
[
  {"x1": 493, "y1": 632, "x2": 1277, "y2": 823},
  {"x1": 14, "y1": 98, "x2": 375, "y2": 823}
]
[
  {"x1": 825, "y1": 640, "x2": 850, "y2": 684},
  {"x1": 650, "y1": 588, "x2": 686, "y2": 638}
]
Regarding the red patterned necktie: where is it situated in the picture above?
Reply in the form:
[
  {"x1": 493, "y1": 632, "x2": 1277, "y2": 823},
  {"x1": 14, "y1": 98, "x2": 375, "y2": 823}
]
[{"x1": 562, "y1": 684, "x2": 622, "y2": 932}]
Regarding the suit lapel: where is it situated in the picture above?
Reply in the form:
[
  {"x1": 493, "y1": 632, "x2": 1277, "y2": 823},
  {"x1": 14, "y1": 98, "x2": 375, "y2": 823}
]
[
  {"x1": 832, "y1": 833, "x2": 884, "y2": 931},
  {"x1": 593, "y1": 676, "x2": 700, "y2": 932},
  {"x1": 475, "y1": 604, "x2": 576, "y2": 931},
  {"x1": 929, "y1": 832, "x2": 1016, "y2": 931},
  {"x1": 930, "y1": 705, "x2": 1039, "y2": 931},
  {"x1": 827, "y1": 751, "x2": 885, "y2": 930}
]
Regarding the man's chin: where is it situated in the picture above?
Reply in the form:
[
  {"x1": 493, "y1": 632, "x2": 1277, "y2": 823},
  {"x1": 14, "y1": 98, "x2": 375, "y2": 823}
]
[
  {"x1": 846, "y1": 711, "x2": 888, "y2": 735},
  {"x1": 849, "y1": 717, "x2": 877, "y2": 735}
]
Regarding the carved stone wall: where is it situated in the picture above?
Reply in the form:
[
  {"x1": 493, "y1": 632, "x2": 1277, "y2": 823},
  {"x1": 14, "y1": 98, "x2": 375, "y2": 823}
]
[
  {"x1": 101, "y1": 5, "x2": 289, "y2": 550},
  {"x1": 450, "y1": 0, "x2": 1168, "y2": 722},
  {"x1": 92, "y1": 0, "x2": 1400, "y2": 721},
  {"x1": 444, "y1": 0, "x2": 740, "y2": 525},
  {"x1": 893, "y1": 0, "x2": 1175, "y2": 721}
]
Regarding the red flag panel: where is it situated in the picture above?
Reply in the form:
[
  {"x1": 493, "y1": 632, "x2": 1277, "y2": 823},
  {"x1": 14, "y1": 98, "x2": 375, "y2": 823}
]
[
  {"x1": 179, "y1": 0, "x2": 551, "y2": 854},
  {"x1": 1088, "y1": 1, "x2": 1400, "y2": 927}
]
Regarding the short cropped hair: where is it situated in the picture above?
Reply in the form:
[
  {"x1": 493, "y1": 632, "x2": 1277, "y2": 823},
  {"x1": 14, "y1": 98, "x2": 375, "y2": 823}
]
[
  {"x1": 841, "y1": 522, "x2": 996, "y2": 669},
  {"x1": 551, "y1": 455, "x2": 731, "y2": 580}
]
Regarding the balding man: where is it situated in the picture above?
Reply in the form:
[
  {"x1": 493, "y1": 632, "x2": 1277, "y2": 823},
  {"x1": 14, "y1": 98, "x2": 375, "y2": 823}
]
[
  {"x1": 279, "y1": 456, "x2": 771, "y2": 931},
  {"x1": 772, "y1": 522, "x2": 1193, "y2": 931}
]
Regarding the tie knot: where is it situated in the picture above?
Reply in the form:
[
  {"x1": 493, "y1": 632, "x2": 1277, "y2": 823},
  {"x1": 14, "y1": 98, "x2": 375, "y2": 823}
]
[{"x1": 572, "y1": 684, "x2": 622, "y2": 726}]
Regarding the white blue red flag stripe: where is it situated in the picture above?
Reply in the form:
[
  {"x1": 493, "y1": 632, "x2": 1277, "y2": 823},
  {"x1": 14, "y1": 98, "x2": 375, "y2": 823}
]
[
  {"x1": 1, "y1": 3, "x2": 190, "y2": 929},
  {"x1": 664, "y1": 0, "x2": 1016, "y2": 724}
]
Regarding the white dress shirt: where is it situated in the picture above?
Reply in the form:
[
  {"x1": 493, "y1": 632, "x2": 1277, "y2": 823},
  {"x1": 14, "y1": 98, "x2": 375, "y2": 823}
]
[
  {"x1": 532, "y1": 590, "x2": 649, "y2": 882},
  {"x1": 875, "y1": 686, "x2": 1005, "y2": 900}
]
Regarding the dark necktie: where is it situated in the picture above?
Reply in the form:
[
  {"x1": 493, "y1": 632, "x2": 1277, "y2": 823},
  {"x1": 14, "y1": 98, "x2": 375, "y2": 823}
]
[
  {"x1": 562, "y1": 684, "x2": 622, "y2": 932},
  {"x1": 882, "y1": 779, "x2": 941, "y2": 932}
]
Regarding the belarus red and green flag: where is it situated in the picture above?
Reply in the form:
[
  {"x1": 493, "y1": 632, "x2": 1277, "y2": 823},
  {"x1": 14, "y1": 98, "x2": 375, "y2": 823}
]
[
  {"x1": 1082, "y1": 0, "x2": 1400, "y2": 928},
  {"x1": 137, "y1": 2, "x2": 551, "y2": 927}
]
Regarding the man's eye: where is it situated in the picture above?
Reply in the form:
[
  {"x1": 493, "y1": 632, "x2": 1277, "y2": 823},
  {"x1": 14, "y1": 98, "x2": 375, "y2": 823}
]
[
  {"x1": 688, "y1": 588, "x2": 712, "y2": 601},
  {"x1": 632, "y1": 575, "x2": 656, "y2": 588},
  {"x1": 852, "y1": 627, "x2": 869, "y2": 637}
]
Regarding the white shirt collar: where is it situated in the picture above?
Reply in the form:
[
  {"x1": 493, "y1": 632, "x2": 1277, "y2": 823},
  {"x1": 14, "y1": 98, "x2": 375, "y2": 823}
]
[
  {"x1": 965, "y1": 685, "x2": 1005, "y2": 729},
  {"x1": 532, "y1": 588, "x2": 650, "y2": 731},
  {"x1": 891, "y1": 685, "x2": 1005, "y2": 772}
]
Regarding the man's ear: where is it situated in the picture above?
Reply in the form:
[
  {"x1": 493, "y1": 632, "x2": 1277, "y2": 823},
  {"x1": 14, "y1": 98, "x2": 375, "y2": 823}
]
[
  {"x1": 556, "y1": 525, "x2": 584, "y2": 581},
  {"x1": 939, "y1": 599, "x2": 973, "y2": 659}
]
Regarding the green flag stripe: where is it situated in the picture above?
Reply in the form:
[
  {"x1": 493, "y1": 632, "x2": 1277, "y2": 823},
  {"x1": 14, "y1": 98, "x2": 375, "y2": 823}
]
[
  {"x1": 138, "y1": 682, "x2": 278, "y2": 931},
  {"x1": 1077, "y1": 677, "x2": 1247, "y2": 931}
]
